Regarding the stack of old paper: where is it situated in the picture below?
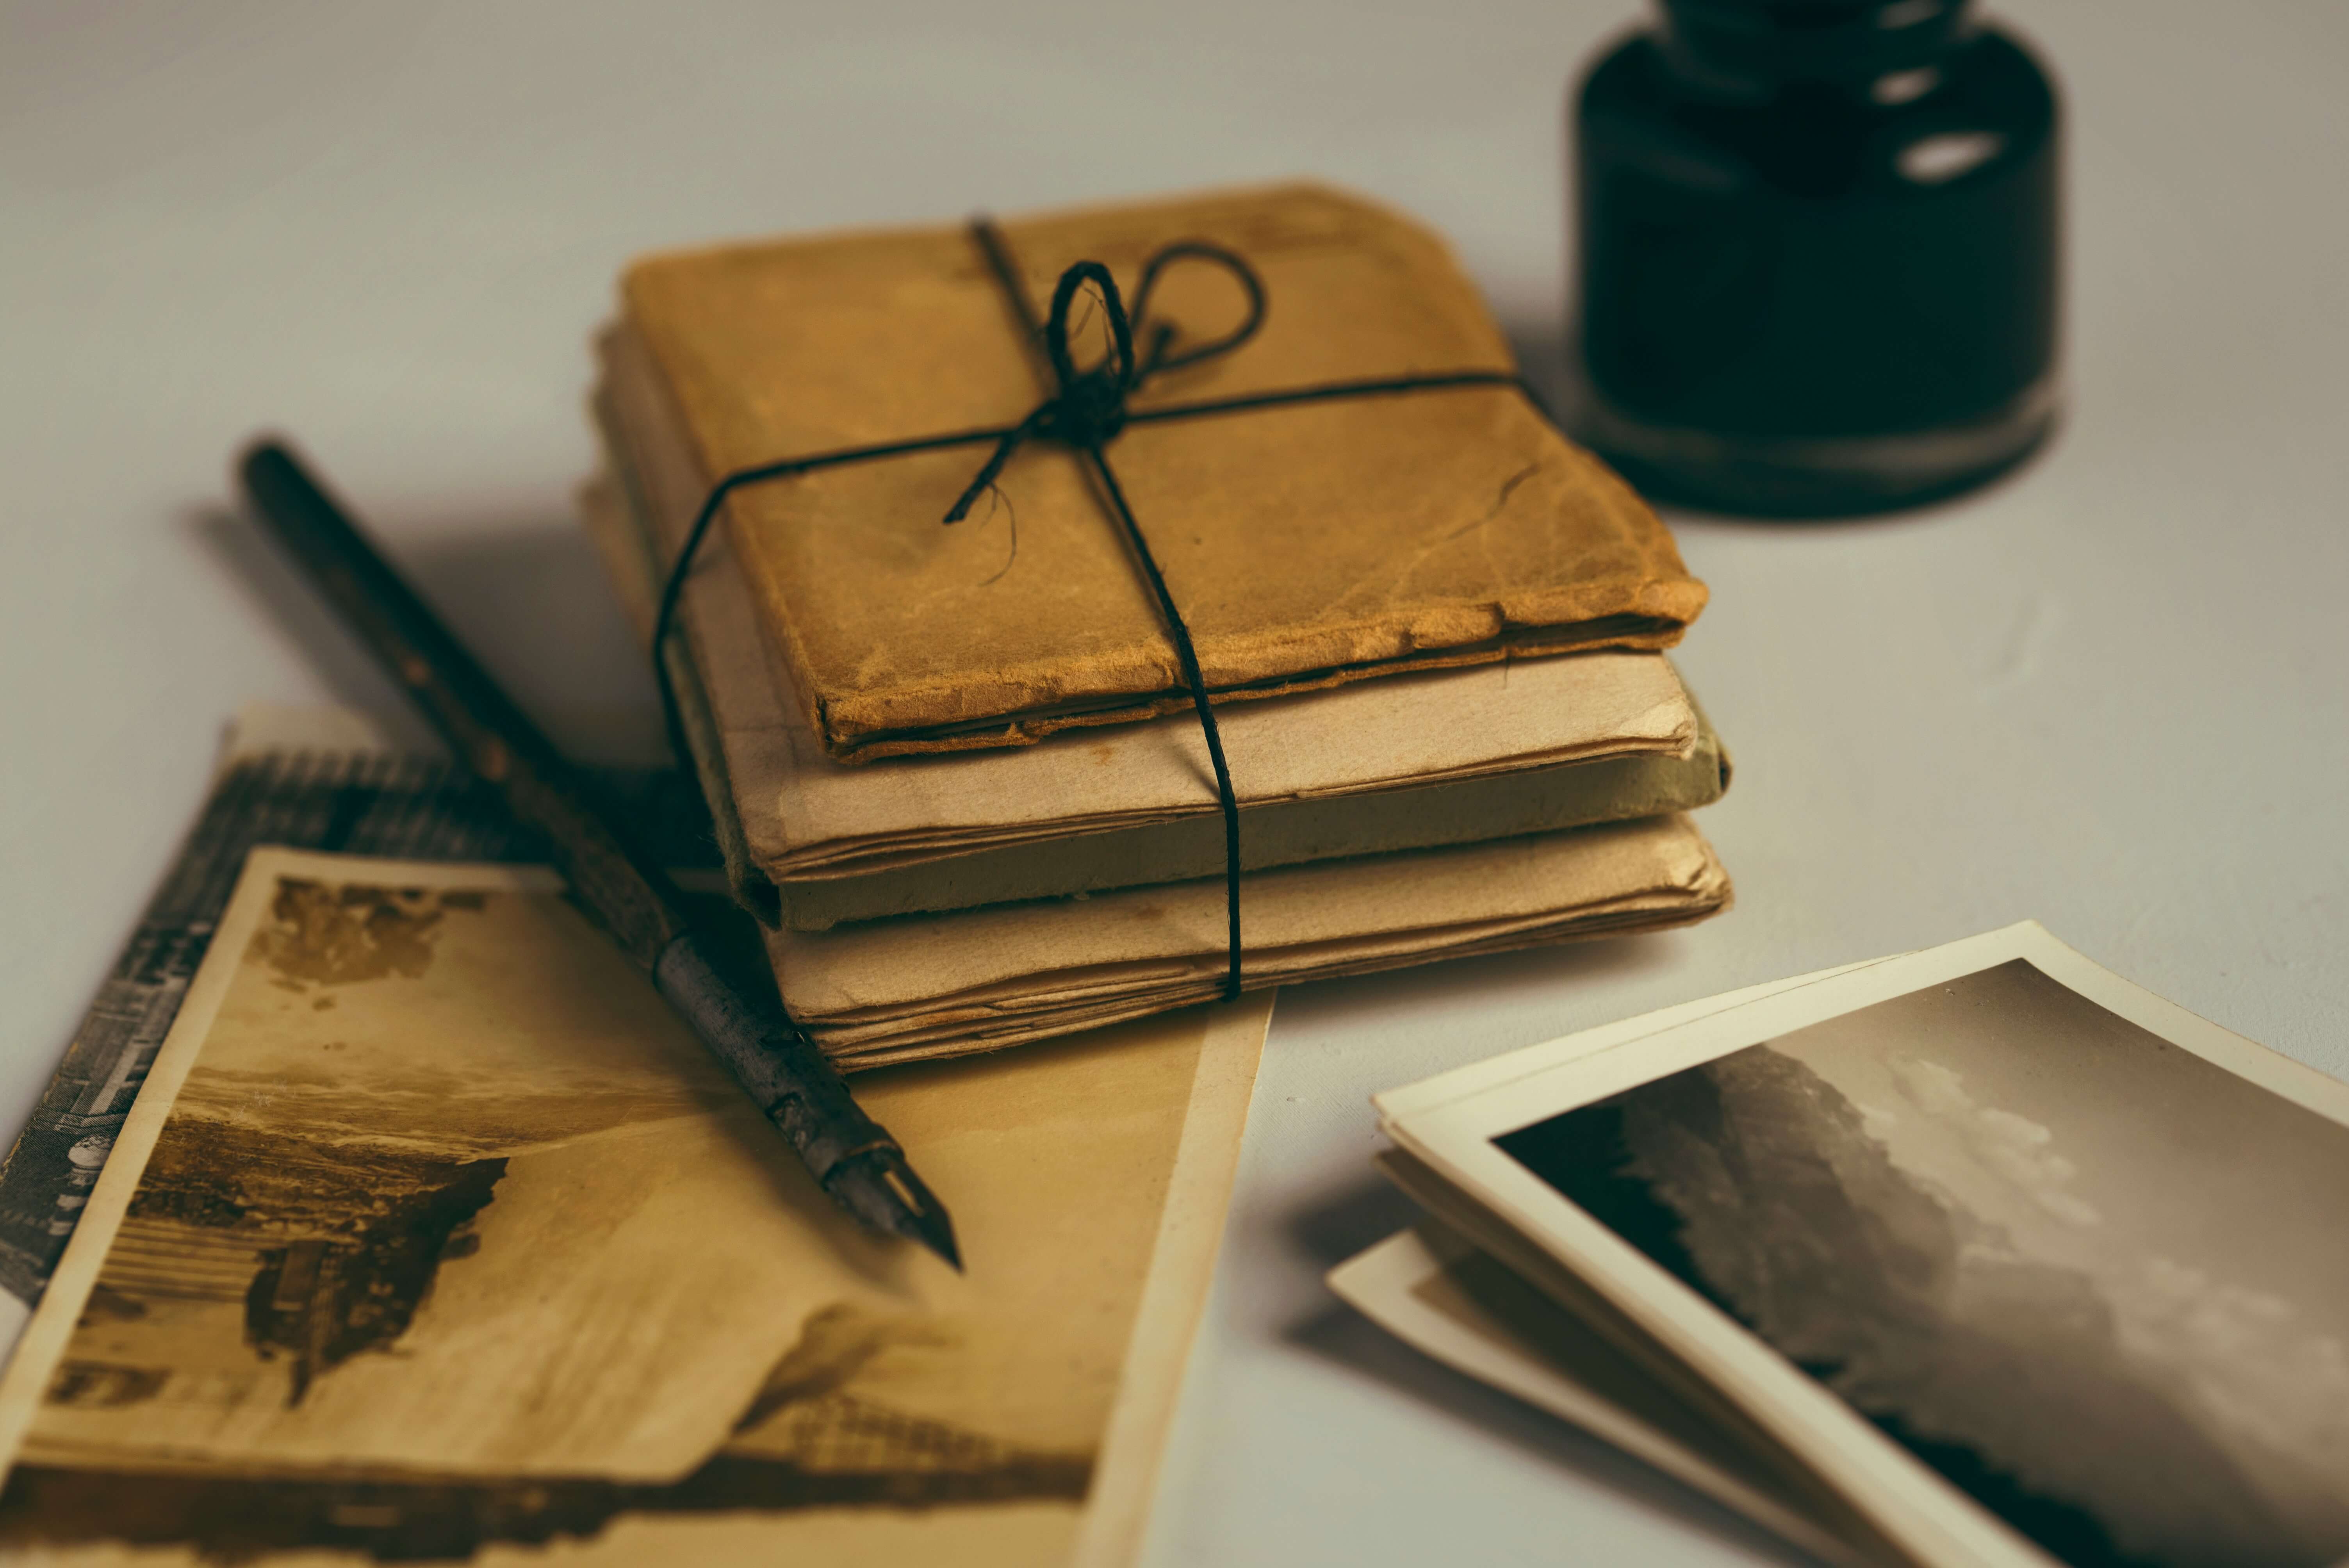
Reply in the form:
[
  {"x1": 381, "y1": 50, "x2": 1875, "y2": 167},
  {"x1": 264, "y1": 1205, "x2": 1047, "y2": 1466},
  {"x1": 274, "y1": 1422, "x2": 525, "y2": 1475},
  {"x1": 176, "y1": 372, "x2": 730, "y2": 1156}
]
[{"x1": 586, "y1": 182, "x2": 1736, "y2": 1066}]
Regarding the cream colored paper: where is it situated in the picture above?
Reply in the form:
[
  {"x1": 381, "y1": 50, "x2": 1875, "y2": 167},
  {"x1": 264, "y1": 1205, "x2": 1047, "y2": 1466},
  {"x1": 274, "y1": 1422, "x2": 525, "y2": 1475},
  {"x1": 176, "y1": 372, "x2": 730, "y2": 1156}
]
[
  {"x1": 1328, "y1": 962, "x2": 1903, "y2": 1564},
  {"x1": 0, "y1": 849, "x2": 1273, "y2": 1565},
  {"x1": 1329, "y1": 1225, "x2": 1867, "y2": 1567},
  {"x1": 614, "y1": 182, "x2": 1705, "y2": 759},
  {"x1": 776, "y1": 814, "x2": 1730, "y2": 1068}
]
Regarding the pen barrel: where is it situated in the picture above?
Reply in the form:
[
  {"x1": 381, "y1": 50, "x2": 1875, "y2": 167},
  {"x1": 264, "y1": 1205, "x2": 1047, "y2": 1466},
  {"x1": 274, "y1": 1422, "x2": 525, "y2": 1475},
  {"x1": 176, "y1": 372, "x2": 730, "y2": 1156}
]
[
  {"x1": 239, "y1": 439, "x2": 953, "y2": 1258},
  {"x1": 653, "y1": 932, "x2": 895, "y2": 1178},
  {"x1": 239, "y1": 441, "x2": 682, "y2": 969}
]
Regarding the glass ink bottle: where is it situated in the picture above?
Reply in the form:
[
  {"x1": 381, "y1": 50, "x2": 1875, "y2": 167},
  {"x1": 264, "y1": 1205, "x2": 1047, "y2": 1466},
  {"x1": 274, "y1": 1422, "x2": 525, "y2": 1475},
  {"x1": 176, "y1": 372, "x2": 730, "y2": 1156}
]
[{"x1": 1566, "y1": 0, "x2": 2060, "y2": 515}]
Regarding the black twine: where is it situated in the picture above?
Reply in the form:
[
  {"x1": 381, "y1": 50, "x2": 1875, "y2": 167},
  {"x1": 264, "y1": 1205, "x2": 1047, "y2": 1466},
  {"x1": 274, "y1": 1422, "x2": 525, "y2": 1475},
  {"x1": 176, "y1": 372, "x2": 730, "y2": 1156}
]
[{"x1": 653, "y1": 218, "x2": 1535, "y2": 1002}]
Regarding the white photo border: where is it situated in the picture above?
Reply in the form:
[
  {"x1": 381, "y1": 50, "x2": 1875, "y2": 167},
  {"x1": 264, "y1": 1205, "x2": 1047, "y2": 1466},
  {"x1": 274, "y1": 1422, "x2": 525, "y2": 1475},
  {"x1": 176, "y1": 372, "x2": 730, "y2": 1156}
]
[{"x1": 1383, "y1": 921, "x2": 2349, "y2": 1568}]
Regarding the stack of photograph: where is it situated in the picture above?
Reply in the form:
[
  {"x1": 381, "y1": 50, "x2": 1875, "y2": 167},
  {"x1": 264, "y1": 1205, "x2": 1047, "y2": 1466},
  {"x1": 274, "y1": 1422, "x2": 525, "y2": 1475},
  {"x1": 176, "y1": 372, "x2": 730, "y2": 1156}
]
[
  {"x1": 579, "y1": 182, "x2": 1741, "y2": 1068},
  {"x1": 1335, "y1": 923, "x2": 2349, "y2": 1568}
]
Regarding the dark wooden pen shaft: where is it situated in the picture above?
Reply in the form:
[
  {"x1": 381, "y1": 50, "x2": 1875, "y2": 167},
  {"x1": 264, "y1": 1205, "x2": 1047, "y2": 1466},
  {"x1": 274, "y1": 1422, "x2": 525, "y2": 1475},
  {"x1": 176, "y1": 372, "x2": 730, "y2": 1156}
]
[
  {"x1": 243, "y1": 454, "x2": 682, "y2": 969},
  {"x1": 237, "y1": 440, "x2": 958, "y2": 1266}
]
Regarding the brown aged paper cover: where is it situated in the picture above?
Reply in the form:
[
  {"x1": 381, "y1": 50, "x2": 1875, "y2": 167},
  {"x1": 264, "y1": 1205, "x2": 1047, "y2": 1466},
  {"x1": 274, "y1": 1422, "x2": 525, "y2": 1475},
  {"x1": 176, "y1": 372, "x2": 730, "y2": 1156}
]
[
  {"x1": 778, "y1": 814, "x2": 1731, "y2": 1069},
  {"x1": 579, "y1": 453, "x2": 1700, "y2": 889},
  {"x1": 0, "y1": 848, "x2": 1274, "y2": 1567},
  {"x1": 615, "y1": 182, "x2": 1707, "y2": 760}
]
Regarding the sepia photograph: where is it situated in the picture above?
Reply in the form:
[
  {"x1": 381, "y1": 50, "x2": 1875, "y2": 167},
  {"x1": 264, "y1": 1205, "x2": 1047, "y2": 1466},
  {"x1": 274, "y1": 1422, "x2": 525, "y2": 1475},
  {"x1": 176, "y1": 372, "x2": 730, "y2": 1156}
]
[
  {"x1": 1489, "y1": 953, "x2": 2349, "y2": 1568},
  {"x1": 0, "y1": 848, "x2": 1269, "y2": 1566}
]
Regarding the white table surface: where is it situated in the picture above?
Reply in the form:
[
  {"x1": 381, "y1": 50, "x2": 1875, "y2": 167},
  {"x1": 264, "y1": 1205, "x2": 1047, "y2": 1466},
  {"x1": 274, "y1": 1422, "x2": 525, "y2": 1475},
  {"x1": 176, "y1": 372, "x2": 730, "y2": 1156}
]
[{"x1": 6, "y1": 2, "x2": 2346, "y2": 1562}]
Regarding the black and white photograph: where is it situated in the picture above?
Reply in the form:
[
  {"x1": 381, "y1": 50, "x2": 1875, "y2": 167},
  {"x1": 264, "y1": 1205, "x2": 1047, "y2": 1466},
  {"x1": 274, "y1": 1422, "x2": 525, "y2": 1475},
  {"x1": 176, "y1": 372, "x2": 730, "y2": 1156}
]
[{"x1": 1495, "y1": 957, "x2": 2349, "y2": 1568}]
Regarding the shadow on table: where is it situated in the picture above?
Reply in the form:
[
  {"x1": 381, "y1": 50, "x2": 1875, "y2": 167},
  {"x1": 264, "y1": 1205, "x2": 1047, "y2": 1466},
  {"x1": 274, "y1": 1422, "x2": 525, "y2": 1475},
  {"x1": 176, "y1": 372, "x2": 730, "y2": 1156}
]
[
  {"x1": 1499, "y1": 315, "x2": 2051, "y2": 534},
  {"x1": 191, "y1": 499, "x2": 668, "y2": 771},
  {"x1": 1283, "y1": 1172, "x2": 1829, "y2": 1568},
  {"x1": 1269, "y1": 919, "x2": 1683, "y2": 1060}
]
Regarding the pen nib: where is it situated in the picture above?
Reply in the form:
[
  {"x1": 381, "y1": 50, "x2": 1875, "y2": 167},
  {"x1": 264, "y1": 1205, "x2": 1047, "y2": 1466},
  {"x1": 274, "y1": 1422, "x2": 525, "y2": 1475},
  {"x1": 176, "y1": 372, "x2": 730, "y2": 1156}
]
[{"x1": 826, "y1": 1149, "x2": 962, "y2": 1271}]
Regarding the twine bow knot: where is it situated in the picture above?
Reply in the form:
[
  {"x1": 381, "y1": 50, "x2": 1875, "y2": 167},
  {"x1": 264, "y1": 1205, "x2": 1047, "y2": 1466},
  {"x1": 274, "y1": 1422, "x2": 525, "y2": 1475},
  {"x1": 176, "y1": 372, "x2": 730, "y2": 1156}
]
[
  {"x1": 944, "y1": 246, "x2": 1267, "y2": 524},
  {"x1": 654, "y1": 217, "x2": 1529, "y2": 1003}
]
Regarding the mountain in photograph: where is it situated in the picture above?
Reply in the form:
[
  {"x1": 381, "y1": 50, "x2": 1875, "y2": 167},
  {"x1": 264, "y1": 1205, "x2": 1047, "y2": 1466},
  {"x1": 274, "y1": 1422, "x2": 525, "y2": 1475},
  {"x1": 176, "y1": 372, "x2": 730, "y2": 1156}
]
[
  {"x1": 1499, "y1": 1046, "x2": 2348, "y2": 1568},
  {"x1": 111, "y1": 1117, "x2": 507, "y2": 1407}
]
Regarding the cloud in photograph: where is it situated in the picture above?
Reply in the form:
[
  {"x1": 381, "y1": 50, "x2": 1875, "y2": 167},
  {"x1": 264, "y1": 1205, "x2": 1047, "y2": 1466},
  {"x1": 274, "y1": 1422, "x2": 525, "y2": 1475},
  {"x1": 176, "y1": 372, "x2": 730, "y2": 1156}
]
[{"x1": 1884, "y1": 1055, "x2": 2104, "y2": 1229}]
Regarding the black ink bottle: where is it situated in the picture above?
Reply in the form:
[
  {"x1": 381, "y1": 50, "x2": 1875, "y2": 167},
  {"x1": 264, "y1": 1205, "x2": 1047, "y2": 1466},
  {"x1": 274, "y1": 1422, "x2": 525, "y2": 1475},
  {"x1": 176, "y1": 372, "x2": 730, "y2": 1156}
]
[{"x1": 1567, "y1": 0, "x2": 2060, "y2": 515}]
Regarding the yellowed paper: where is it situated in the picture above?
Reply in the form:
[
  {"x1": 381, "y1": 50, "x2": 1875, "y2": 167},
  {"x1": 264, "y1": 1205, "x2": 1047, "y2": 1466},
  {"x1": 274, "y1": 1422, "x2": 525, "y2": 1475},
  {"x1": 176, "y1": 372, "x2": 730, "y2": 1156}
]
[
  {"x1": 615, "y1": 182, "x2": 1706, "y2": 759},
  {"x1": 581, "y1": 455, "x2": 1701, "y2": 887},
  {"x1": 774, "y1": 814, "x2": 1731, "y2": 1068},
  {"x1": 0, "y1": 850, "x2": 1273, "y2": 1565}
]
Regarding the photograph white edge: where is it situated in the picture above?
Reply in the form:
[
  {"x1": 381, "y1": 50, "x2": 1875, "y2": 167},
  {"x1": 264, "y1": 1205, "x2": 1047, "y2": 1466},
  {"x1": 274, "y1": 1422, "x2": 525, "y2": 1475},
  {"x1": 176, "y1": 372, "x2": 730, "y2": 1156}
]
[
  {"x1": 1073, "y1": 990, "x2": 1275, "y2": 1568},
  {"x1": 1328, "y1": 1225, "x2": 1864, "y2": 1567},
  {"x1": 1382, "y1": 920, "x2": 2349, "y2": 1568},
  {"x1": 1373, "y1": 957, "x2": 1886, "y2": 1125}
]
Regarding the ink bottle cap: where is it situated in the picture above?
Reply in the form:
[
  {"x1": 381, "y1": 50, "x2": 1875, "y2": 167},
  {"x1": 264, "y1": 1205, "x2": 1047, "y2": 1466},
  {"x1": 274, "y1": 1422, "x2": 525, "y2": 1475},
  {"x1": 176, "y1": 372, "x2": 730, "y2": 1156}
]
[{"x1": 1568, "y1": 0, "x2": 2061, "y2": 515}]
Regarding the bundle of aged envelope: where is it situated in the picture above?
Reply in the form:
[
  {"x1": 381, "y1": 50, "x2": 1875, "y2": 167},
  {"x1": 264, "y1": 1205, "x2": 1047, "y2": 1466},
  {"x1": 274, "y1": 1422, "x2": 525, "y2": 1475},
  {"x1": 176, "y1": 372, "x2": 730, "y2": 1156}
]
[{"x1": 583, "y1": 182, "x2": 1734, "y2": 1066}]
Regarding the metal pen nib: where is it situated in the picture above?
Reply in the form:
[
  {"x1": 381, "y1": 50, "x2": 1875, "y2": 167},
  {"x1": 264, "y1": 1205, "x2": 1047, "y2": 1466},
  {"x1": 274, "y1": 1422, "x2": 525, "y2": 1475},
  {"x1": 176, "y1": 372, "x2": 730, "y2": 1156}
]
[
  {"x1": 827, "y1": 1148, "x2": 963, "y2": 1272},
  {"x1": 240, "y1": 439, "x2": 962, "y2": 1268}
]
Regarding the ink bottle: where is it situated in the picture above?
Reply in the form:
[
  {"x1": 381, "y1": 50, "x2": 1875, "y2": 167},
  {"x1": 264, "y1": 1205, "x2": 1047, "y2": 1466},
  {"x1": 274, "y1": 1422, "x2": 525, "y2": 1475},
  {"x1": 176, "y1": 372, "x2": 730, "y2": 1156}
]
[{"x1": 1567, "y1": 0, "x2": 2060, "y2": 515}]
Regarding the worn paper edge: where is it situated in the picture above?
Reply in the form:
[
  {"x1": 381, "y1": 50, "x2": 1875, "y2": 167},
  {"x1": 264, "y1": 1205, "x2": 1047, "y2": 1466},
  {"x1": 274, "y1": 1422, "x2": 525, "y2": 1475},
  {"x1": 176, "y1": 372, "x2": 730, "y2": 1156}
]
[
  {"x1": 615, "y1": 182, "x2": 1703, "y2": 757},
  {"x1": 0, "y1": 852, "x2": 566, "y2": 1486},
  {"x1": 1326, "y1": 1226, "x2": 1864, "y2": 1568},
  {"x1": 1070, "y1": 992, "x2": 1274, "y2": 1568},
  {"x1": 1369, "y1": 957, "x2": 1886, "y2": 1126},
  {"x1": 587, "y1": 409, "x2": 1706, "y2": 877}
]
